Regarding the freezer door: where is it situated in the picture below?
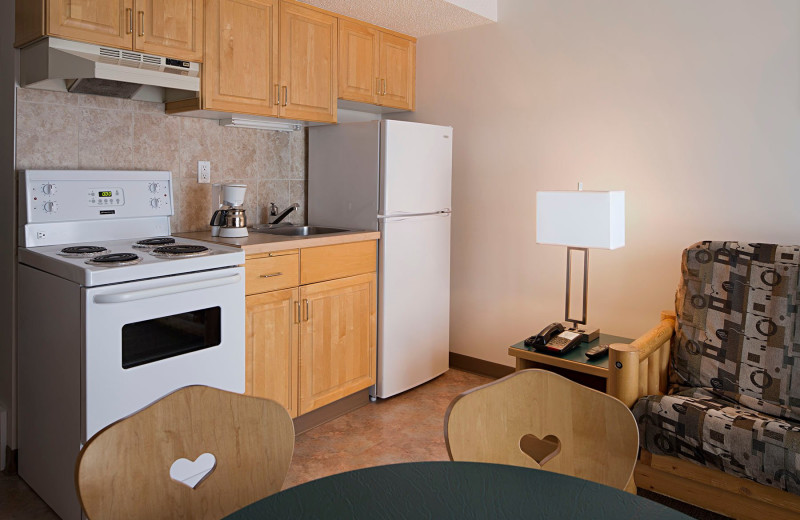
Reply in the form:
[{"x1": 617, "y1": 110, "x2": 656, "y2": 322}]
[
  {"x1": 376, "y1": 212, "x2": 451, "y2": 398},
  {"x1": 380, "y1": 120, "x2": 452, "y2": 215}
]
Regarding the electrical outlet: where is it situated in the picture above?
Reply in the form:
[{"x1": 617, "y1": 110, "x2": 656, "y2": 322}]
[{"x1": 198, "y1": 161, "x2": 211, "y2": 183}]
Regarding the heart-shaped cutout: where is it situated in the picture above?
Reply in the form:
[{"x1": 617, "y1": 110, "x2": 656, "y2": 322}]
[
  {"x1": 169, "y1": 452, "x2": 216, "y2": 489},
  {"x1": 519, "y1": 434, "x2": 561, "y2": 466}
]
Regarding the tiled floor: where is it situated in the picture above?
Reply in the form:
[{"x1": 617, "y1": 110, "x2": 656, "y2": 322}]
[
  {"x1": 0, "y1": 368, "x2": 727, "y2": 519},
  {"x1": 283, "y1": 368, "x2": 491, "y2": 488}
]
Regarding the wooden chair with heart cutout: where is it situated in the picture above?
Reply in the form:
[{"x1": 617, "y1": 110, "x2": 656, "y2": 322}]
[
  {"x1": 444, "y1": 369, "x2": 639, "y2": 492},
  {"x1": 75, "y1": 385, "x2": 295, "y2": 520}
]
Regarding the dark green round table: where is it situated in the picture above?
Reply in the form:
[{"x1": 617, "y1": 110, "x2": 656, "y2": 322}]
[{"x1": 224, "y1": 461, "x2": 693, "y2": 519}]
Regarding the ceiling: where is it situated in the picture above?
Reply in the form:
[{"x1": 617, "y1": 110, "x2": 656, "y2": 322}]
[{"x1": 298, "y1": 0, "x2": 497, "y2": 38}]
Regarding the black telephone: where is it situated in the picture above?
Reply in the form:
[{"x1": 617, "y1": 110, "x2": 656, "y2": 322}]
[{"x1": 524, "y1": 322, "x2": 583, "y2": 355}]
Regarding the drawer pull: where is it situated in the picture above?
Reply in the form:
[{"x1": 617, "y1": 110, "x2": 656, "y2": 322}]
[{"x1": 260, "y1": 272, "x2": 283, "y2": 278}]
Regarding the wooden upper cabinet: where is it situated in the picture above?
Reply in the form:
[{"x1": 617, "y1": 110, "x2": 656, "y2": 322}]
[
  {"x1": 20, "y1": 0, "x2": 203, "y2": 62},
  {"x1": 279, "y1": 0, "x2": 337, "y2": 123},
  {"x1": 134, "y1": 0, "x2": 203, "y2": 61},
  {"x1": 337, "y1": 18, "x2": 416, "y2": 111},
  {"x1": 204, "y1": 0, "x2": 279, "y2": 116},
  {"x1": 48, "y1": 0, "x2": 133, "y2": 49},
  {"x1": 338, "y1": 19, "x2": 378, "y2": 105},
  {"x1": 378, "y1": 32, "x2": 415, "y2": 110}
]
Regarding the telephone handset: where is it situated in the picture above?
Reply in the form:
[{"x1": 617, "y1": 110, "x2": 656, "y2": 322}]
[
  {"x1": 525, "y1": 322, "x2": 564, "y2": 347},
  {"x1": 524, "y1": 322, "x2": 583, "y2": 355}
]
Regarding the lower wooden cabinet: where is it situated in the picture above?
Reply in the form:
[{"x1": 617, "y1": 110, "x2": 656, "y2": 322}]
[
  {"x1": 246, "y1": 287, "x2": 299, "y2": 417},
  {"x1": 298, "y1": 273, "x2": 376, "y2": 415},
  {"x1": 245, "y1": 242, "x2": 377, "y2": 418}
]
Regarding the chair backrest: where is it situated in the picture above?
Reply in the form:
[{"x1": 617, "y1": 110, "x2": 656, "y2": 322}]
[
  {"x1": 75, "y1": 385, "x2": 295, "y2": 520},
  {"x1": 673, "y1": 241, "x2": 800, "y2": 420},
  {"x1": 444, "y1": 369, "x2": 639, "y2": 490}
]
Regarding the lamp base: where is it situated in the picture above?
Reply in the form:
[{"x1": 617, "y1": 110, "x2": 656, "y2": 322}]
[{"x1": 564, "y1": 323, "x2": 599, "y2": 343}]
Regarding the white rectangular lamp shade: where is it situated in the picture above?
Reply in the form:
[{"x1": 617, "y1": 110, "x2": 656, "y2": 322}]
[{"x1": 536, "y1": 191, "x2": 625, "y2": 249}]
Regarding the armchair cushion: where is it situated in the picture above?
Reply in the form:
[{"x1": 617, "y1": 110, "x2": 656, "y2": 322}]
[
  {"x1": 633, "y1": 388, "x2": 800, "y2": 494},
  {"x1": 672, "y1": 241, "x2": 800, "y2": 421}
]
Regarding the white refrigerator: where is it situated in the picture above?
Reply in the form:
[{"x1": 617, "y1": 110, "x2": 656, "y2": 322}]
[{"x1": 308, "y1": 120, "x2": 452, "y2": 398}]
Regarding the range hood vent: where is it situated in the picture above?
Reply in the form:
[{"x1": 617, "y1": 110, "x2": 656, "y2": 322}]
[{"x1": 20, "y1": 37, "x2": 200, "y2": 101}]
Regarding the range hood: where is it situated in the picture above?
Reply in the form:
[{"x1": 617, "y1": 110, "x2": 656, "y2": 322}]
[{"x1": 19, "y1": 37, "x2": 200, "y2": 102}]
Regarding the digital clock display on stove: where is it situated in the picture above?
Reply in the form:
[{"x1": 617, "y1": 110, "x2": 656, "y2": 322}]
[{"x1": 98, "y1": 191, "x2": 113, "y2": 198}]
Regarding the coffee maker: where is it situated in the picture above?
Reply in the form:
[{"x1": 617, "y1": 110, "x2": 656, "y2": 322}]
[{"x1": 210, "y1": 184, "x2": 248, "y2": 238}]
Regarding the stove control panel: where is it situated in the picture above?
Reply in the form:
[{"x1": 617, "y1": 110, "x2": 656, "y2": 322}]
[
  {"x1": 88, "y1": 188, "x2": 126, "y2": 207},
  {"x1": 21, "y1": 170, "x2": 174, "y2": 224}
]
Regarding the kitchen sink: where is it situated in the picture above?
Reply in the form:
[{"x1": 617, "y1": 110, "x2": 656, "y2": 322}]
[{"x1": 252, "y1": 225, "x2": 351, "y2": 236}]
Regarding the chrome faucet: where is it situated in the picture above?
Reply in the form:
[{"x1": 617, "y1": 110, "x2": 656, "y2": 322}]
[{"x1": 268, "y1": 203, "x2": 299, "y2": 225}]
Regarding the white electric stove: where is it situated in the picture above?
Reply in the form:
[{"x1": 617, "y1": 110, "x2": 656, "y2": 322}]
[{"x1": 17, "y1": 170, "x2": 246, "y2": 520}]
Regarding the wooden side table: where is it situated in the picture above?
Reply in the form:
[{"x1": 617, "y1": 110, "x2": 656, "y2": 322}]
[{"x1": 507, "y1": 333, "x2": 633, "y2": 392}]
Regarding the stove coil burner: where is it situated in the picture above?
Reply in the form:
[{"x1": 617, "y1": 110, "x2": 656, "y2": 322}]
[
  {"x1": 150, "y1": 244, "x2": 210, "y2": 258},
  {"x1": 133, "y1": 237, "x2": 177, "y2": 249},
  {"x1": 85, "y1": 253, "x2": 142, "y2": 267},
  {"x1": 58, "y1": 246, "x2": 108, "y2": 257}
]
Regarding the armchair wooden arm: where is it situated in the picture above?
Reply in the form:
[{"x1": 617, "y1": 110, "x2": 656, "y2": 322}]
[{"x1": 607, "y1": 312, "x2": 676, "y2": 407}]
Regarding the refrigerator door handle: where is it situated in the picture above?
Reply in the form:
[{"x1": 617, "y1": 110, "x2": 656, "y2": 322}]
[{"x1": 378, "y1": 209, "x2": 451, "y2": 220}]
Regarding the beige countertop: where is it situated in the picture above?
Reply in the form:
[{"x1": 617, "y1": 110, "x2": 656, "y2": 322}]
[{"x1": 177, "y1": 229, "x2": 380, "y2": 256}]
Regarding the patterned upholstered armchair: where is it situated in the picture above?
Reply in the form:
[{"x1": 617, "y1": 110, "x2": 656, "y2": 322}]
[{"x1": 607, "y1": 241, "x2": 800, "y2": 520}]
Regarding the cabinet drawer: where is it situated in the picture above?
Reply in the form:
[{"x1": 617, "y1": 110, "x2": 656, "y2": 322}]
[
  {"x1": 300, "y1": 241, "x2": 377, "y2": 285},
  {"x1": 245, "y1": 250, "x2": 299, "y2": 295}
]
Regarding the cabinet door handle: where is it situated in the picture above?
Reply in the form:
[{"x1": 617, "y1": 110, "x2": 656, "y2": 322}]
[
  {"x1": 282, "y1": 86, "x2": 288, "y2": 107},
  {"x1": 138, "y1": 11, "x2": 144, "y2": 37},
  {"x1": 382, "y1": 78, "x2": 386, "y2": 95},
  {"x1": 376, "y1": 78, "x2": 381, "y2": 96},
  {"x1": 259, "y1": 272, "x2": 282, "y2": 278},
  {"x1": 274, "y1": 84, "x2": 280, "y2": 106},
  {"x1": 295, "y1": 301, "x2": 301, "y2": 324},
  {"x1": 126, "y1": 8, "x2": 133, "y2": 34},
  {"x1": 303, "y1": 299, "x2": 310, "y2": 321}
]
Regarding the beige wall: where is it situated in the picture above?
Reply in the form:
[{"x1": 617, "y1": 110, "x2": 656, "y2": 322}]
[
  {"x1": 15, "y1": 88, "x2": 308, "y2": 231},
  {"x1": 395, "y1": 0, "x2": 800, "y2": 366}
]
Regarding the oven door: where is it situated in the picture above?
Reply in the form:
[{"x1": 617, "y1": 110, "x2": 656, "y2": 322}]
[{"x1": 82, "y1": 267, "x2": 245, "y2": 440}]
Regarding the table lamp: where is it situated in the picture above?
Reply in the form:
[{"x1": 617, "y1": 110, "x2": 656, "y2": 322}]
[{"x1": 535, "y1": 185, "x2": 625, "y2": 341}]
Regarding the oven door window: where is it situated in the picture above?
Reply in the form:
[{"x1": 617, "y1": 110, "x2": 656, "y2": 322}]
[{"x1": 121, "y1": 307, "x2": 222, "y2": 369}]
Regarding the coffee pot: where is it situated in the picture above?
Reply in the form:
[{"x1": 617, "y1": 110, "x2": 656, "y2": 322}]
[{"x1": 210, "y1": 184, "x2": 249, "y2": 238}]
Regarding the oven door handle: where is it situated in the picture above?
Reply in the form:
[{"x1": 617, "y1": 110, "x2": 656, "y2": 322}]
[{"x1": 93, "y1": 274, "x2": 242, "y2": 304}]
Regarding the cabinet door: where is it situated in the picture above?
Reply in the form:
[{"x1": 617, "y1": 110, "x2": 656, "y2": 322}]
[
  {"x1": 338, "y1": 19, "x2": 378, "y2": 105},
  {"x1": 298, "y1": 273, "x2": 376, "y2": 415},
  {"x1": 134, "y1": 0, "x2": 203, "y2": 61},
  {"x1": 246, "y1": 288, "x2": 299, "y2": 418},
  {"x1": 279, "y1": 0, "x2": 337, "y2": 123},
  {"x1": 379, "y1": 32, "x2": 415, "y2": 111},
  {"x1": 49, "y1": 0, "x2": 133, "y2": 49},
  {"x1": 204, "y1": 0, "x2": 279, "y2": 116}
]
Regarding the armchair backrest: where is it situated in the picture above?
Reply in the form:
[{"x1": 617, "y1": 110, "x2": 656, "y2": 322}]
[{"x1": 673, "y1": 241, "x2": 800, "y2": 420}]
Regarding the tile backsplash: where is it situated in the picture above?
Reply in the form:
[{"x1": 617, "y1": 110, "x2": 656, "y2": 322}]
[{"x1": 15, "y1": 88, "x2": 307, "y2": 232}]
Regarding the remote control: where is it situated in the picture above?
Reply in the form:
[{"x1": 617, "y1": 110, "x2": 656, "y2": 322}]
[{"x1": 585, "y1": 344, "x2": 610, "y2": 360}]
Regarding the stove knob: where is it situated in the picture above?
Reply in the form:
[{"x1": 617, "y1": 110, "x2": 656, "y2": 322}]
[
  {"x1": 42, "y1": 183, "x2": 57, "y2": 195},
  {"x1": 42, "y1": 201, "x2": 58, "y2": 213},
  {"x1": 150, "y1": 198, "x2": 161, "y2": 209},
  {"x1": 148, "y1": 182, "x2": 160, "y2": 193}
]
